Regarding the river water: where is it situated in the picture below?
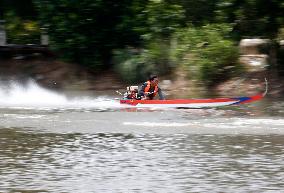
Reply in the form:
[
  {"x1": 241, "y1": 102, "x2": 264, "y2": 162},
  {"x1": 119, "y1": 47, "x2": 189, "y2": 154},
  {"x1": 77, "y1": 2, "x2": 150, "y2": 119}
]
[{"x1": 0, "y1": 80, "x2": 284, "y2": 192}]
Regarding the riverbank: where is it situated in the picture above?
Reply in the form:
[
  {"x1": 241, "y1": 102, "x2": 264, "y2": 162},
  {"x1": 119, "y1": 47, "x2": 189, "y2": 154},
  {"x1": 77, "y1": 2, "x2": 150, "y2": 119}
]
[
  {"x1": 0, "y1": 57, "x2": 125, "y2": 90},
  {"x1": 0, "y1": 56, "x2": 283, "y2": 98},
  {"x1": 215, "y1": 71, "x2": 284, "y2": 97}
]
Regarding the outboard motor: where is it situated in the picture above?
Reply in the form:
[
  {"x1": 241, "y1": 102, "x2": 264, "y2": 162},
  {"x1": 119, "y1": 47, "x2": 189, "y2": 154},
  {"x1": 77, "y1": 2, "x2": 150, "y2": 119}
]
[{"x1": 124, "y1": 86, "x2": 138, "y2": 99}]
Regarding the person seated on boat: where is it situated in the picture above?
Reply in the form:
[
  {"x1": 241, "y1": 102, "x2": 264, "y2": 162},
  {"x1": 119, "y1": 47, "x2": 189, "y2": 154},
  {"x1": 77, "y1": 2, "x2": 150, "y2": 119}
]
[
  {"x1": 123, "y1": 86, "x2": 139, "y2": 99},
  {"x1": 137, "y1": 74, "x2": 165, "y2": 100}
]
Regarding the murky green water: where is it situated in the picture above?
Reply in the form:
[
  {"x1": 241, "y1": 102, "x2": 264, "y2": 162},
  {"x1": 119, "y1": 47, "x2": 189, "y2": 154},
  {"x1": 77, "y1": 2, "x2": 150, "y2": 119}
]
[
  {"x1": 1, "y1": 128, "x2": 284, "y2": 192},
  {"x1": 0, "y1": 81, "x2": 284, "y2": 192}
]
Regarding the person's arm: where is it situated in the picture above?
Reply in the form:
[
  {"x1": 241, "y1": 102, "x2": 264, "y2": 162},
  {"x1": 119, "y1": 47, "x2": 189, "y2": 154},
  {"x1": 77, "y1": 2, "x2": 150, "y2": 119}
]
[{"x1": 158, "y1": 87, "x2": 165, "y2": 100}]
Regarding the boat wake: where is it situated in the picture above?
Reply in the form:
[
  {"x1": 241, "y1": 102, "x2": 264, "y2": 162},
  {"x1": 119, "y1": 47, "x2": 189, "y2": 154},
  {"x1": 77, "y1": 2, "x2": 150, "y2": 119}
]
[{"x1": 0, "y1": 80, "x2": 121, "y2": 111}]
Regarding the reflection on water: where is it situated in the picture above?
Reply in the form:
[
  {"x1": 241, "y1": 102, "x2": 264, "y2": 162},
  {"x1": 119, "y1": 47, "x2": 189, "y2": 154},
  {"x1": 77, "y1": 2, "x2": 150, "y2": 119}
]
[{"x1": 1, "y1": 128, "x2": 283, "y2": 192}]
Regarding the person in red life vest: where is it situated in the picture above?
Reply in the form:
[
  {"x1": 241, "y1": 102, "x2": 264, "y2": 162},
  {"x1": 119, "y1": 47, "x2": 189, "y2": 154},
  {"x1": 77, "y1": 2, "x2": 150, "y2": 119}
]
[{"x1": 138, "y1": 74, "x2": 165, "y2": 100}]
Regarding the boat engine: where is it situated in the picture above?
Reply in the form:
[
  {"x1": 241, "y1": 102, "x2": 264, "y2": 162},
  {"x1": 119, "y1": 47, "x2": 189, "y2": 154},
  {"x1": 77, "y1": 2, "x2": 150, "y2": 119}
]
[{"x1": 124, "y1": 86, "x2": 139, "y2": 99}]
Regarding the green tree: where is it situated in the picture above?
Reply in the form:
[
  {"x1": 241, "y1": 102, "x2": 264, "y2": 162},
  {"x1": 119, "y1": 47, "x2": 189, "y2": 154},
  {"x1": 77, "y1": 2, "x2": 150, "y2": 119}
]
[
  {"x1": 4, "y1": 11, "x2": 40, "y2": 44},
  {"x1": 1, "y1": 0, "x2": 39, "y2": 44},
  {"x1": 173, "y1": 24, "x2": 240, "y2": 86},
  {"x1": 165, "y1": 0, "x2": 216, "y2": 25},
  {"x1": 113, "y1": 0, "x2": 185, "y2": 81},
  {"x1": 215, "y1": 0, "x2": 284, "y2": 39},
  {"x1": 0, "y1": 0, "x2": 37, "y2": 20},
  {"x1": 34, "y1": 0, "x2": 148, "y2": 68},
  {"x1": 142, "y1": 0, "x2": 185, "y2": 39}
]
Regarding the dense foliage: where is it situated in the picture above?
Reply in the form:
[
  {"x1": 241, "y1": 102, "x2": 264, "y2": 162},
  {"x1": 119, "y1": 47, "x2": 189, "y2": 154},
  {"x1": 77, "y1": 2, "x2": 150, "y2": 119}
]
[
  {"x1": 32, "y1": 0, "x2": 148, "y2": 68},
  {"x1": 1, "y1": 0, "x2": 39, "y2": 44},
  {"x1": 4, "y1": 11, "x2": 40, "y2": 44},
  {"x1": 172, "y1": 24, "x2": 240, "y2": 86},
  {"x1": 1, "y1": 0, "x2": 284, "y2": 85}
]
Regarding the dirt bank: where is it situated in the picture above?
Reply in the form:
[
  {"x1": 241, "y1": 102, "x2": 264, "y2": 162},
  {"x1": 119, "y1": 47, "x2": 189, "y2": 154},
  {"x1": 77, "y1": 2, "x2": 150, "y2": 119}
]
[
  {"x1": 0, "y1": 57, "x2": 125, "y2": 91},
  {"x1": 214, "y1": 71, "x2": 284, "y2": 98},
  {"x1": 0, "y1": 57, "x2": 283, "y2": 98}
]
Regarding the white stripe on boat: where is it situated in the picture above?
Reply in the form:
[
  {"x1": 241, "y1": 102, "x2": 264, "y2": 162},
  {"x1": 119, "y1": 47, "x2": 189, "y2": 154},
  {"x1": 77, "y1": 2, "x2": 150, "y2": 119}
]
[{"x1": 135, "y1": 101, "x2": 239, "y2": 108}]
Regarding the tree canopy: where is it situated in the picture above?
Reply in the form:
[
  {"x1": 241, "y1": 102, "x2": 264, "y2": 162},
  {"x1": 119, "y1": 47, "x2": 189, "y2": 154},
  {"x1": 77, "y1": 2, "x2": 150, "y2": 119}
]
[{"x1": 1, "y1": 0, "x2": 284, "y2": 84}]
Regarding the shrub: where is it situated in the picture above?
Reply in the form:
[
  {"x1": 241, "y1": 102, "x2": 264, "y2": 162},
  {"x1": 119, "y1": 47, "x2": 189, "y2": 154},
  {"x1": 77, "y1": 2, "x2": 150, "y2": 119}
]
[
  {"x1": 113, "y1": 48, "x2": 157, "y2": 83},
  {"x1": 173, "y1": 24, "x2": 241, "y2": 86},
  {"x1": 4, "y1": 11, "x2": 40, "y2": 44}
]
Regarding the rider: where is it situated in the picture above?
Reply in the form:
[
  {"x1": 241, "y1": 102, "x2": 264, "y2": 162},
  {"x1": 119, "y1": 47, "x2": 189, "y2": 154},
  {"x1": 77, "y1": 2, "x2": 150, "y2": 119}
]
[{"x1": 138, "y1": 74, "x2": 165, "y2": 100}]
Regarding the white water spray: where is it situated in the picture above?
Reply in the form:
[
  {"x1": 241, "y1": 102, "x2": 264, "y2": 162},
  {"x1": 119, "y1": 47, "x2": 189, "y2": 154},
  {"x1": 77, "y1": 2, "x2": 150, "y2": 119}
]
[{"x1": 0, "y1": 80, "x2": 121, "y2": 110}]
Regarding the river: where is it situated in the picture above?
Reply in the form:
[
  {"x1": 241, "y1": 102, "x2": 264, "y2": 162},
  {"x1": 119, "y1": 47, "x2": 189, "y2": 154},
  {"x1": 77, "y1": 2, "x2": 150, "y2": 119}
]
[{"x1": 0, "y1": 80, "x2": 284, "y2": 192}]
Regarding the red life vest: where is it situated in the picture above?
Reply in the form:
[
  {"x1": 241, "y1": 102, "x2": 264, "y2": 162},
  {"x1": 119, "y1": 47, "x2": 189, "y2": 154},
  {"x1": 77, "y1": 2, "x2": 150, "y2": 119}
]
[{"x1": 144, "y1": 81, "x2": 158, "y2": 97}]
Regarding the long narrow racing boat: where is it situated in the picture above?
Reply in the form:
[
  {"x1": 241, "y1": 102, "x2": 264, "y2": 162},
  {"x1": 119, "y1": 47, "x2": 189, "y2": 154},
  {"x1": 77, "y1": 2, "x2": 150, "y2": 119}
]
[{"x1": 120, "y1": 79, "x2": 268, "y2": 108}]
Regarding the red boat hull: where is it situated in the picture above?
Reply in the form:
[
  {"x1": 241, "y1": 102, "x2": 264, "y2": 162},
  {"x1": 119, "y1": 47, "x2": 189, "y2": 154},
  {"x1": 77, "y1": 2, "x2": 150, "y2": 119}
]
[{"x1": 120, "y1": 93, "x2": 264, "y2": 108}]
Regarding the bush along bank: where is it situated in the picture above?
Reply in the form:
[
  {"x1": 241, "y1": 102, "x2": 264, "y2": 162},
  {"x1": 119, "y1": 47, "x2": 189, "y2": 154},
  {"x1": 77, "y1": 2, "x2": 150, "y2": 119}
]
[{"x1": 113, "y1": 24, "x2": 241, "y2": 88}]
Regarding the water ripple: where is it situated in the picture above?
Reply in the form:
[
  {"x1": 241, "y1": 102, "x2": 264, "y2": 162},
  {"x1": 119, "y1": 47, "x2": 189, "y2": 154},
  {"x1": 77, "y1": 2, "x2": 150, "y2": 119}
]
[{"x1": 1, "y1": 129, "x2": 284, "y2": 192}]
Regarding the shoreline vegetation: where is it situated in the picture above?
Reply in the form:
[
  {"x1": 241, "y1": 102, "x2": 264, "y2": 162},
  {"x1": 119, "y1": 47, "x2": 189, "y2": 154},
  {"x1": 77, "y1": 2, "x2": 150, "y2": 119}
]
[
  {"x1": 0, "y1": 0, "x2": 283, "y2": 97},
  {"x1": 0, "y1": 53, "x2": 283, "y2": 98}
]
